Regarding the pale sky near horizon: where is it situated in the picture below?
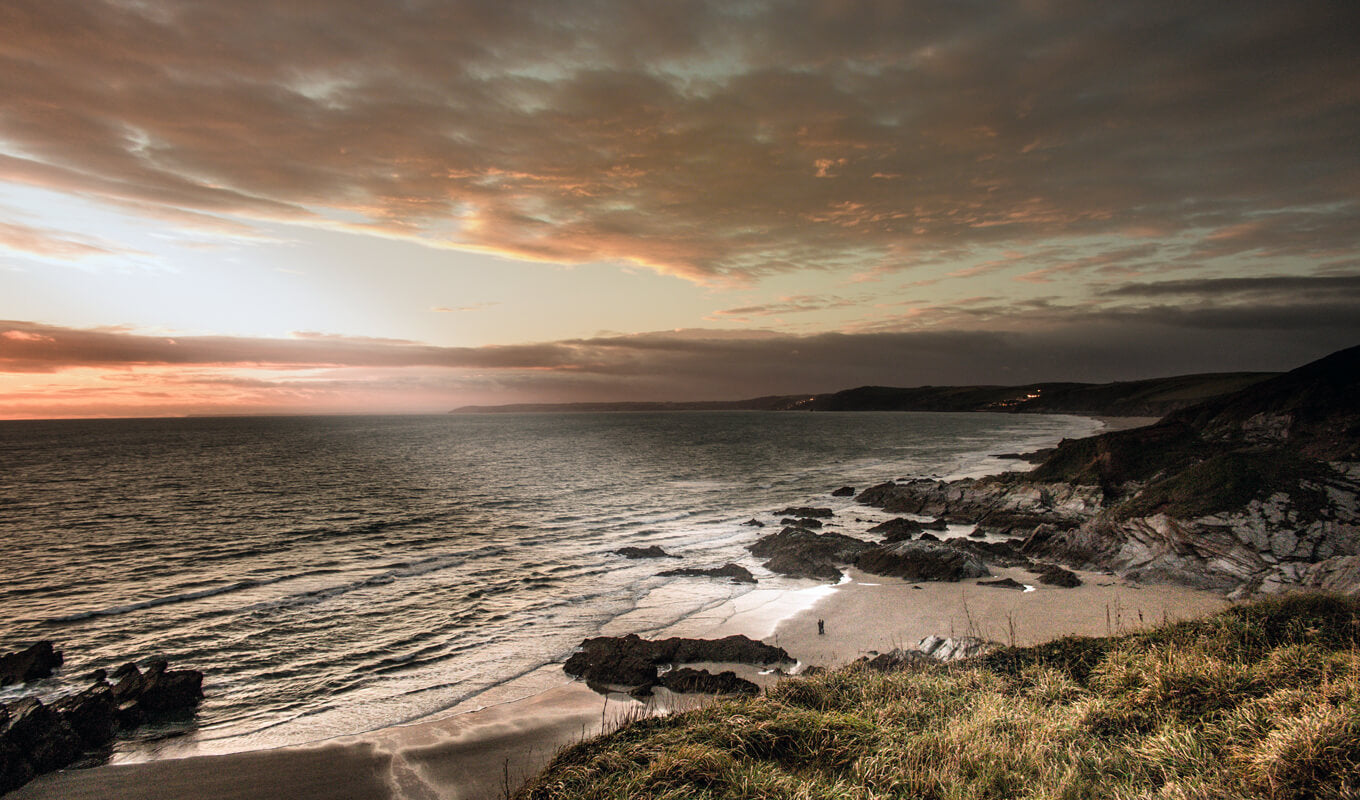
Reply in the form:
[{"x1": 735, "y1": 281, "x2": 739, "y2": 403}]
[{"x1": 2, "y1": 0, "x2": 1358, "y2": 418}]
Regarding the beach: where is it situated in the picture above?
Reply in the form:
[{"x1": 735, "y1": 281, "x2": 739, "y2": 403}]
[{"x1": 11, "y1": 562, "x2": 1231, "y2": 800}]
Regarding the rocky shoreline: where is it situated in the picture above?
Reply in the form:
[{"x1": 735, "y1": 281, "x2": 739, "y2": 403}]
[{"x1": 0, "y1": 642, "x2": 203, "y2": 795}]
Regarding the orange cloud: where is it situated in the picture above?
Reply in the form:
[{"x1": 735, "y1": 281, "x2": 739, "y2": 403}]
[{"x1": 0, "y1": 0, "x2": 1354, "y2": 282}]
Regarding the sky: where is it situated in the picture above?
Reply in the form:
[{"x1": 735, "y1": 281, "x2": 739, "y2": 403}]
[{"x1": 1, "y1": 0, "x2": 1357, "y2": 418}]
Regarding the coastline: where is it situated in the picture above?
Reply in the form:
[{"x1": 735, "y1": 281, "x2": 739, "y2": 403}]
[{"x1": 10, "y1": 412, "x2": 1232, "y2": 800}]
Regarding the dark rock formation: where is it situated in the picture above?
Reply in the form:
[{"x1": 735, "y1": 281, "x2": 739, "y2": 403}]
[
  {"x1": 658, "y1": 668, "x2": 759, "y2": 696},
  {"x1": 774, "y1": 506, "x2": 833, "y2": 519},
  {"x1": 857, "y1": 540, "x2": 990, "y2": 582},
  {"x1": 1035, "y1": 564, "x2": 1082, "y2": 587},
  {"x1": 918, "y1": 532, "x2": 941, "y2": 542},
  {"x1": 781, "y1": 517, "x2": 823, "y2": 529},
  {"x1": 0, "y1": 642, "x2": 63, "y2": 687},
  {"x1": 742, "y1": 518, "x2": 765, "y2": 527},
  {"x1": 564, "y1": 634, "x2": 791, "y2": 689},
  {"x1": 1, "y1": 698, "x2": 82, "y2": 774},
  {"x1": 977, "y1": 577, "x2": 1026, "y2": 590},
  {"x1": 51, "y1": 685, "x2": 117, "y2": 747},
  {"x1": 867, "y1": 517, "x2": 924, "y2": 542},
  {"x1": 831, "y1": 486, "x2": 856, "y2": 497},
  {"x1": 748, "y1": 526, "x2": 874, "y2": 582},
  {"x1": 658, "y1": 563, "x2": 756, "y2": 584},
  {"x1": 614, "y1": 545, "x2": 676, "y2": 559},
  {"x1": 0, "y1": 657, "x2": 203, "y2": 794},
  {"x1": 761, "y1": 552, "x2": 842, "y2": 582}
]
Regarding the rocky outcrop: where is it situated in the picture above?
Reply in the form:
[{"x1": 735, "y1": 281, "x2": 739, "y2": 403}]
[
  {"x1": 0, "y1": 643, "x2": 62, "y2": 687},
  {"x1": 867, "y1": 518, "x2": 925, "y2": 542},
  {"x1": 658, "y1": 668, "x2": 759, "y2": 696},
  {"x1": 831, "y1": 486, "x2": 855, "y2": 497},
  {"x1": 857, "y1": 540, "x2": 990, "y2": 582},
  {"x1": 978, "y1": 577, "x2": 1026, "y2": 590},
  {"x1": 614, "y1": 545, "x2": 676, "y2": 559},
  {"x1": 0, "y1": 658, "x2": 203, "y2": 794},
  {"x1": 747, "y1": 527, "x2": 874, "y2": 581},
  {"x1": 1035, "y1": 564, "x2": 1082, "y2": 587},
  {"x1": 859, "y1": 635, "x2": 998, "y2": 671},
  {"x1": 774, "y1": 506, "x2": 833, "y2": 519},
  {"x1": 854, "y1": 346, "x2": 1360, "y2": 598},
  {"x1": 781, "y1": 517, "x2": 823, "y2": 529},
  {"x1": 564, "y1": 634, "x2": 791, "y2": 691},
  {"x1": 658, "y1": 563, "x2": 757, "y2": 584}
]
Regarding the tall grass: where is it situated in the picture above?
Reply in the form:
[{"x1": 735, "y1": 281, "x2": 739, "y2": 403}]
[{"x1": 515, "y1": 594, "x2": 1360, "y2": 800}]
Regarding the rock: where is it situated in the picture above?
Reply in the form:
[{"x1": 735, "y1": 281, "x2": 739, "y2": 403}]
[
  {"x1": 748, "y1": 527, "x2": 874, "y2": 581},
  {"x1": 0, "y1": 698, "x2": 82, "y2": 774},
  {"x1": 859, "y1": 649, "x2": 935, "y2": 672},
  {"x1": 761, "y1": 552, "x2": 842, "y2": 582},
  {"x1": 977, "y1": 577, "x2": 1026, "y2": 590},
  {"x1": 923, "y1": 518, "x2": 950, "y2": 531},
  {"x1": 564, "y1": 634, "x2": 791, "y2": 687},
  {"x1": 774, "y1": 506, "x2": 833, "y2": 519},
  {"x1": 659, "y1": 668, "x2": 759, "y2": 695},
  {"x1": 867, "y1": 518, "x2": 925, "y2": 542},
  {"x1": 658, "y1": 563, "x2": 756, "y2": 584},
  {"x1": 0, "y1": 734, "x2": 35, "y2": 796},
  {"x1": 1035, "y1": 564, "x2": 1082, "y2": 587},
  {"x1": 831, "y1": 486, "x2": 855, "y2": 497},
  {"x1": 914, "y1": 635, "x2": 997, "y2": 661},
  {"x1": 918, "y1": 532, "x2": 941, "y2": 542},
  {"x1": 614, "y1": 545, "x2": 676, "y2": 559},
  {"x1": 742, "y1": 519, "x2": 765, "y2": 527},
  {"x1": 856, "y1": 540, "x2": 990, "y2": 582},
  {"x1": 0, "y1": 642, "x2": 63, "y2": 687},
  {"x1": 781, "y1": 517, "x2": 823, "y2": 529},
  {"x1": 52, "y1": 684, "x2": 117, "y2": 747},
  {"x1": 968, "y1": 528, "x2": 988, "y2": 538},
  {"x1": 106, "y1": 661, "x2": 203, "y2": 719}
]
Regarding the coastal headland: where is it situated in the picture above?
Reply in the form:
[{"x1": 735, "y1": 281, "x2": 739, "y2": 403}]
[{"x1": 7, "y1": 344, "x2": 1358, "y2": 799}]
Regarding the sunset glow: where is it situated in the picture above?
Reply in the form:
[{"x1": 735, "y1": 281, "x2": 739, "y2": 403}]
[{"x1": 2, "y1": 0, "x2": 1357, "y2": 417}]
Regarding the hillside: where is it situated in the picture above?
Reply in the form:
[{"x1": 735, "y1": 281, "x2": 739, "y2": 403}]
[
  {"x1": 518, "y1": 594, "x2": 1360, "y2": 800},
  {"x1": 858, "y1": 344, "x2": 1360, "y2": 597},
  {"x1": 451, "y1": 371, "x2": 1275, "y2": 417}
]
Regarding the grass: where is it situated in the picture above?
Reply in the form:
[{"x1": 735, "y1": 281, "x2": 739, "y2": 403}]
[{"x1": 515, "y1": 594, "x2": 1360, "y2": 800}]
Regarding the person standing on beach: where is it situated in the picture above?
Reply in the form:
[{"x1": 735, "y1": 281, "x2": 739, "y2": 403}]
[{"x1": 817, "y1": 619, "x2": 825, "y2": 635}]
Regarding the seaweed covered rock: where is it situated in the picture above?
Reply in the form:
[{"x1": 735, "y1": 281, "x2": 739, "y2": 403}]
[
  {"x1": 614, "y1": 545, "x2": 676, "y2": 559},
  {"x1": 857, "y1": 540, "x2": 990, "y2": 582}
]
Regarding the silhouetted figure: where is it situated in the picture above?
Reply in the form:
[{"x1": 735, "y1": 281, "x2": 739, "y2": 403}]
[{"x1": 817, "y1": 619, "x2": 825, "y2": 635}]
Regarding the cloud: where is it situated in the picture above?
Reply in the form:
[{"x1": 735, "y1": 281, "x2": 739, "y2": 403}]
[
  {"x1": 3, "y1": 304, "x2": 1357, "y2": 418},
  {"x1": 1100, "y1": 274, "x2": 1360, "y2": 298},
  {"x1": 0, "y1": 219, "x2": 127, "y2": 259},
  {"x1": 1, "y1": 0, "x2": 1355, "y2": 282}
]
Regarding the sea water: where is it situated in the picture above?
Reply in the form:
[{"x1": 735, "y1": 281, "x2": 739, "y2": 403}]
[{"x1": 0, "y1": 411, "x2": 1101, "y2": 758}]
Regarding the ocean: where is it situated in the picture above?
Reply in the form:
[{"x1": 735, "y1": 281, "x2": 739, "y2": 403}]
[{"x1": 0, "y1": 411, "x2": 1102, "y2": 759}]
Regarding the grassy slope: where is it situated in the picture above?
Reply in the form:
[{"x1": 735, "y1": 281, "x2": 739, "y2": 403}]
[{"x1": 516, "y1": 595, "x2": 1360, "y2": 800}]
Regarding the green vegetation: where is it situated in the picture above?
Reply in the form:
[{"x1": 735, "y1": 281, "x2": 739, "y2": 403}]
[
  {"x1": 517, "y1": 595, "x2": 1360, "y2": 800},
  {"x1": 1112, "y1": 451, "x2": 1334, "y2": 522}
]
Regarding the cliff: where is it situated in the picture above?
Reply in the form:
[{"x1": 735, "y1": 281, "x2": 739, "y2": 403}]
[{"x1": 858, "y1": 345, "x2": 1360, "y2": 598}]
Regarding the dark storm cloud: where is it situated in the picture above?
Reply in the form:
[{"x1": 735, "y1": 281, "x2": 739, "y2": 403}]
[
  {"x1": 1102, "y1": 275, "x2": 1360, "y2": 299},
  {"x1": 5, "y1": 307, "x2": 1357, "y2": 400},
  {"x1": 2, "y1": 0, "x2": 1356, "y2": 281}
]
